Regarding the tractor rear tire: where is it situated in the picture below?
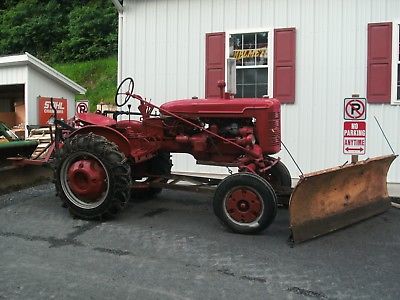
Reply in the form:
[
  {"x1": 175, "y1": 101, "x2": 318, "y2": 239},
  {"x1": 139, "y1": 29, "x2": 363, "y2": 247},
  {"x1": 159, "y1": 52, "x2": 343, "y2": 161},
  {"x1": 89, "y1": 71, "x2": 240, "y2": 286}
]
[
  {"x1": 131, "y1": 152, "x2": 172, "y2": 201},
  {"x1": 213, "y1": 173, "x2": 277, "y2": 234},
  {"x1": 55, "y1": 133, "x2": 131, "y2": 220}
]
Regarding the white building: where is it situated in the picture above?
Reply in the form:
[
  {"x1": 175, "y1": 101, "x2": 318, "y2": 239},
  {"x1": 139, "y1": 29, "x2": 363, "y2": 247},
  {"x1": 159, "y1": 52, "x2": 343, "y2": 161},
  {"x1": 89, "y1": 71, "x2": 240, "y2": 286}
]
[
  {"x1": 112, "y1": 0, "x2": 400, "y2": 184},
  {"x1": 0, "y1": 52, "x2": 86, "y2": 136}
]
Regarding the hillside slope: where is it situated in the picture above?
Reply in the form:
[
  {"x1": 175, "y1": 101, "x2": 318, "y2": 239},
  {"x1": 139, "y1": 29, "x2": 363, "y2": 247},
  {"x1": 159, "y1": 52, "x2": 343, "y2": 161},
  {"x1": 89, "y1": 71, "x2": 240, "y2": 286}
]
[{"x1": 52, "y1": 56, "x2": 117, "y2": 111}]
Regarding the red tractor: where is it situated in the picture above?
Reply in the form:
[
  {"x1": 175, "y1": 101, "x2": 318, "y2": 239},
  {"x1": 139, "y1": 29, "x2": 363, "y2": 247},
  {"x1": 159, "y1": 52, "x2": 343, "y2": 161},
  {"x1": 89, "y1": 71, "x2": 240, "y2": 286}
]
[
  {"x1": 54, "y1": 77, "x2": 291, "y2": 234},
  {"x1": 16, "y1": 77, "x2": 394, "y2": 243}
]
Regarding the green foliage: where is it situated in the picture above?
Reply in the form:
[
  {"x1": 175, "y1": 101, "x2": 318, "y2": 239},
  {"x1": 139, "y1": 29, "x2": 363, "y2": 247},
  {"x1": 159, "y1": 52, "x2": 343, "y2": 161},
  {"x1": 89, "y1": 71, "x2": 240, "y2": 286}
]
[
  {"x1": 0, "y1": 0, "x2": 117, "y2": 63},
  {"x1": 0, "y1": 1, "x2": 119, "y2": 110},
  {"x1": 52, "y1": 56, "x2": 118, "y2": 111},
  {"x1": 0, "y1": 0, "x2": 65, "y2": 61}
]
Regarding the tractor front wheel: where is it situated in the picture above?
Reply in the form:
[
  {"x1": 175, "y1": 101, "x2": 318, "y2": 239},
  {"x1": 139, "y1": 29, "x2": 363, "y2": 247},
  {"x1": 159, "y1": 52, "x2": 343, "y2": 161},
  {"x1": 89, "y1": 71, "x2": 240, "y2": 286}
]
[
  {"x1": 55, "y1": 133, "x2": 131, "y2": 220},
  {"x1": 213, "y1": 173, "x2": 277, "y2": 234}
]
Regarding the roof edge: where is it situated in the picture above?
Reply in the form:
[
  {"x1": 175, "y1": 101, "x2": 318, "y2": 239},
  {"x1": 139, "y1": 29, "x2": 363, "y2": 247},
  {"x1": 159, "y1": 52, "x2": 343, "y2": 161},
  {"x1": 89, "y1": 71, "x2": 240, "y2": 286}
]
[
  {"x1": 0, "y1": 53, "x2": 28, "y2": 66},
  {"x1": 25, "y1": 52, "x2": 87, "y2": 94},
  {"x1": 111, "y1": 0, "x2": 123, "y2": 13}
]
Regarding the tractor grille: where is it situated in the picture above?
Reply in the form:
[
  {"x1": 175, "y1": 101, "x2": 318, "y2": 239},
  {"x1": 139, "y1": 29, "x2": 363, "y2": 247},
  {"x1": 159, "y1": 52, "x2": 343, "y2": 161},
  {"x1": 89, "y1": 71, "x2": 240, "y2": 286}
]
[{"x1": 267, "y1": 111, "x2": 281, "y2": 147}]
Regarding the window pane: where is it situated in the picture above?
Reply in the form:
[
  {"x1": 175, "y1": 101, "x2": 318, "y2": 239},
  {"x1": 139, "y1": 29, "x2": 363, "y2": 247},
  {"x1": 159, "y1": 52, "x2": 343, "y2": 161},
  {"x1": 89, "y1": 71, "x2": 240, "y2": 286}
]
[
  {"x1": 243, "y1": 33, "x2": 255, "y2": 49},
  {"x1": 256, "y1": 84, "x2": 268, "y2": 97},
  {"x1": 256, "y1": 55, "x2": 268, "y2": 66},
  {"x1": 231, "y1": 34, "x2": 243, "y2": 66},
  {"x1": 243, "y1": 33, "x2": 256, "y2": 66},
  {"x1": 257, "y1": 32, "x2": 268, "y2": 48},
  {"x1": 243, "y1": 69, "x2": 256, "y2": 83},
  {"x1": 232, "y1": 34, "x2": 242, "y2": 50},
  {"x1": 237, "y1": 69, "x2": 244, "y2": 84},
  {"x1": 243, "y1": 84, "x2": 256, "y2": 98},
  {"x1": 256, "y1": 69, "x2": 267, "y2": 84},
  {"x1": 256, "y1": 32, "x2": 268, "y2": 66},
  {"x1": 236, "y1": 85, "x2": 243, "y2": 98}
]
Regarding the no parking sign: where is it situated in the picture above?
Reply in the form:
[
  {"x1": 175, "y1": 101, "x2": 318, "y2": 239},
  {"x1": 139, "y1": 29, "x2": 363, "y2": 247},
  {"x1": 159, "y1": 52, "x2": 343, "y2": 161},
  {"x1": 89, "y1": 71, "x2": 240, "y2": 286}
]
[
  {"x1": 343, "y1": 97, "x2": 367, "y2": 155},
  {"x1": 76, "y1": 100, "x2": 89, "y2": 114},
  {"x1": 344, "y1": 97, "x2": 366, "y2": 120}
]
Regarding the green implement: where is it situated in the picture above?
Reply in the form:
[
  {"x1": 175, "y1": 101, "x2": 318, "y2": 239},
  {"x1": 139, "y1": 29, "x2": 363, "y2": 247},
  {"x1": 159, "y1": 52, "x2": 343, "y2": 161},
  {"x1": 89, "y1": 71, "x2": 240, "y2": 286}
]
[{"x1": 0, "y1": 122, "x2": 38, "y2": 159}]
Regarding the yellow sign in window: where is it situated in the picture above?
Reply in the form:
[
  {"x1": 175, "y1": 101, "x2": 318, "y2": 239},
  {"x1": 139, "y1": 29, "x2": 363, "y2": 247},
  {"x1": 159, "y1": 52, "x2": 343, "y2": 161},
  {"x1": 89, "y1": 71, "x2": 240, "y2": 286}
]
[{"x1": 233, "y1": 48, "x2": 267, "y2": 61}]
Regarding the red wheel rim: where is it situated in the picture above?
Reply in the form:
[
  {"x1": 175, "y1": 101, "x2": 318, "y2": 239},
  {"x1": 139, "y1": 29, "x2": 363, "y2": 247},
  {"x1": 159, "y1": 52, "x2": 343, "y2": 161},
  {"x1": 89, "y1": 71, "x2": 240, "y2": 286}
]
[
  {"x1": 225, "y1": 188, "x2": 263, "y2": 223},
  {"x1": 67, "y1": 158, "x2": 107, "y2": 201}
]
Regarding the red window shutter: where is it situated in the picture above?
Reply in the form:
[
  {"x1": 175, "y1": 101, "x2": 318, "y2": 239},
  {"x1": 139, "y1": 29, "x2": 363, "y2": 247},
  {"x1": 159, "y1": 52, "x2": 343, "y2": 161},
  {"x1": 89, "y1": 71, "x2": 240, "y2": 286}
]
[
  {"x1": 367, "y1": 22, "x2": 392, "y2": 103},
  {"x1": 273, "y1": 28, "x2": 296, "y2": 103},
  {"x1": 205, "y1": 32, "x2": 225, "y2": 98}
]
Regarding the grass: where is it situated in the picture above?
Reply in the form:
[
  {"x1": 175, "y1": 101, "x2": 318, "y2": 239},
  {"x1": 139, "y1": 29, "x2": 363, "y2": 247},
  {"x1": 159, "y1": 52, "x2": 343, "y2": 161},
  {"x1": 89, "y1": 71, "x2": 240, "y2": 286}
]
[{"x1": 52, "y1": 56, "x2": 117, "y2": 111}]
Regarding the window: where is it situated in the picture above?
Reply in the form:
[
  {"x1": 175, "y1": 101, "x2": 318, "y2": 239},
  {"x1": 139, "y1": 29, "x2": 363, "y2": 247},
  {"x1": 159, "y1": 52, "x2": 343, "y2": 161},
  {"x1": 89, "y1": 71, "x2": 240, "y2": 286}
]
[
  {"x1": 205, "y1": 29, "x2": 295, "y2": 102},
  {"x1": 229, "y1": 31, "x2": 269, "y2": 98}
]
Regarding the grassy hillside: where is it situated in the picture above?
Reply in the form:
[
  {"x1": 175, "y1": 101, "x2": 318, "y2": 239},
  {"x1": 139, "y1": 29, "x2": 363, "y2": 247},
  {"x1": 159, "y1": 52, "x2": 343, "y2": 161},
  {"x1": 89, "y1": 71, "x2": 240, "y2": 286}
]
[{"x1": 52, "y1": 56, "x2": 117, "y2": 111}]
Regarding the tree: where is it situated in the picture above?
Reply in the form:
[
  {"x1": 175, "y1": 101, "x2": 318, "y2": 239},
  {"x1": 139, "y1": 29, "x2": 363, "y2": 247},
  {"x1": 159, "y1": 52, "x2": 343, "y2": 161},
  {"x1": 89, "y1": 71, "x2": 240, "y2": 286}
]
[
  {"x1": 54, "y1": 2, "x2": 117, "y2": 62},
  {"x1": 0, "y1": 0, "x2": 117, "y2": 63}
]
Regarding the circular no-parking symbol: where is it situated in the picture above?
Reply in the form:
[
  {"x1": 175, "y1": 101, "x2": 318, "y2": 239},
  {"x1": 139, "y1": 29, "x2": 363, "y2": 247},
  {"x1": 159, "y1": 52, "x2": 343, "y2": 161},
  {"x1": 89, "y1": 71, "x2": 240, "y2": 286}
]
[
  {"x1": 76, "y1": 101, "x2": 89, "y2": 114},
  {"x1": 344, "y1": 98, "x2": 366, "y2": 120}
]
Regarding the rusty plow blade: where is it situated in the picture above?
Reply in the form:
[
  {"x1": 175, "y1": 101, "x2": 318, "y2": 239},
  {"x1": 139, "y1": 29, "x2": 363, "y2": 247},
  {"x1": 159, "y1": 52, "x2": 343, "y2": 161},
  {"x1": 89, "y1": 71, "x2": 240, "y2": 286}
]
[{"x1": 289, "y1": 155, "x2": 397, "y2": 243}]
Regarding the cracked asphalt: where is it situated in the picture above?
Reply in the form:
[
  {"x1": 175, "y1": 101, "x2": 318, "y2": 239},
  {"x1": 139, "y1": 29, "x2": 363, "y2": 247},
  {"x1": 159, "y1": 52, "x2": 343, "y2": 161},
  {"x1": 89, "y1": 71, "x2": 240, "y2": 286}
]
[{"x1": 0, "y1": 183, "x2": 399, "y2": 299}]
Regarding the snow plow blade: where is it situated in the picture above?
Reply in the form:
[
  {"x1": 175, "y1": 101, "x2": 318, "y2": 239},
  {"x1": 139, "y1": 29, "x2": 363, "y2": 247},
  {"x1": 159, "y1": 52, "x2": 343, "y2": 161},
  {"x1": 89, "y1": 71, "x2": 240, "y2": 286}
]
[{"x1": 289, "y1": 155, "x2": 397, "y2": 243}]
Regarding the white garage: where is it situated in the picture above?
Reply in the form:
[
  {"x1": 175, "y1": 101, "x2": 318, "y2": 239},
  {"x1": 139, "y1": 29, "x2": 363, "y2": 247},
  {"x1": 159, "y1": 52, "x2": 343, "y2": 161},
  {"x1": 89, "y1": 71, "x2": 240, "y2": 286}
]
[
  {"x1": 112, "y1": 0, "x2": 400, "y2": 185},
  {"x1": 0, "y1": 52, "x2": 86, "y2": 137}
]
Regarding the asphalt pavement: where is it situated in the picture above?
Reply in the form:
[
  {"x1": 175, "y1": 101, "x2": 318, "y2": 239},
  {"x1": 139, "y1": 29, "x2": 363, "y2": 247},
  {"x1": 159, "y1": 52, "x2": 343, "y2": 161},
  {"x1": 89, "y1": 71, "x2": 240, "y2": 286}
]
[{"x1": 0, "y1": 183, "x2": 399, "y2": 299}]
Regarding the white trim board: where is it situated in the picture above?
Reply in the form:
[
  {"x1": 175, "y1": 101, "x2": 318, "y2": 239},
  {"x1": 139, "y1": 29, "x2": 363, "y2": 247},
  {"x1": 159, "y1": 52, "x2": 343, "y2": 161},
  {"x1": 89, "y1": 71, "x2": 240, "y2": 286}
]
[{"x1": 0, "y1": 52, "x2": 86, "y2": 94}]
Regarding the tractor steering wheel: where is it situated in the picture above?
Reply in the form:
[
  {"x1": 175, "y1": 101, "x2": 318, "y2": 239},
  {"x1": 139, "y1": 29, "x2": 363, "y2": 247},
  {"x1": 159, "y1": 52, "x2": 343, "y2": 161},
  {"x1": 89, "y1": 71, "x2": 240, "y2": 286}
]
[{"x1": 115, "y1": 77, "x2": 135, "y2": 107}]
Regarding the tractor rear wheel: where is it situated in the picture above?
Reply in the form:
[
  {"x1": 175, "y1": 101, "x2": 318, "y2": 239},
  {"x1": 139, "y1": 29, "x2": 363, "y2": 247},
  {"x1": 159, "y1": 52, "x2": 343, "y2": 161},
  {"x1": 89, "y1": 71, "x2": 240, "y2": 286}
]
[
  {"x1": 213, "y1": 173, "x2": 277, "y2": 234},
  {"x1": 55, "y1": 133, "x2": 131, "y2": 220},
  {"x1": 131, "y1": 152, "x2": 172, "y2": 201}
]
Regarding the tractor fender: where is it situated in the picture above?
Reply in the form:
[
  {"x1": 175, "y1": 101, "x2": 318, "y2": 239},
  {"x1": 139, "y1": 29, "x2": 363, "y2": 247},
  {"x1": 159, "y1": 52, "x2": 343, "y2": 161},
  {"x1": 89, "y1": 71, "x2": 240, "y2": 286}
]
[{"x1": 69, "y1": 125, "x2": 131, "y2": 158}]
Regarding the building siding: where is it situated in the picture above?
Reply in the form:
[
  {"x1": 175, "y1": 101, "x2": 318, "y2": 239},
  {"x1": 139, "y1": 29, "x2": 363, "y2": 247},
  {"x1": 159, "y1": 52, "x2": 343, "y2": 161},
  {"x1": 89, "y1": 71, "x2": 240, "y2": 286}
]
[
  {"x1": 120, "y1": 0, "x2": 400, "y2": 183},
  {"x1": 0, "y1": 65, "x2": 27, "y2": 85},
  {"x1": 26, "y1": 68, "x2": 76, "y2": 126}
]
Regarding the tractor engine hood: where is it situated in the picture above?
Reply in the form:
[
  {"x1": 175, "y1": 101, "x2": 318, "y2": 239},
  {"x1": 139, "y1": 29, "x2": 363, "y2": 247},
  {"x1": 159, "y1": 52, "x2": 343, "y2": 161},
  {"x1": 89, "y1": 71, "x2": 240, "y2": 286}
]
[{"x1": 160, "y1": 98, "x2": 281, "y2": 116}]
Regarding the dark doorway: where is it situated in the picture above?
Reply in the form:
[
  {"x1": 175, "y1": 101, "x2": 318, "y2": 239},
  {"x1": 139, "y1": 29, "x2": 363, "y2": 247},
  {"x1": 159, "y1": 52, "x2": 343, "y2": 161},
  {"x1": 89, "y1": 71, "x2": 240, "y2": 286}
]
[{"x1": 0, "y1": 84, "x2": 25, "y2": 130}]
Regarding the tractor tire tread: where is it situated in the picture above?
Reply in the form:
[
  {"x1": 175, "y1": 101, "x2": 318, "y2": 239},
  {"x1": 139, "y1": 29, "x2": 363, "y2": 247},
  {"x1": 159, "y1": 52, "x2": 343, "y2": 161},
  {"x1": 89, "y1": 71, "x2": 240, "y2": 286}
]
[{"x1": 55, "y1": 133, "x2": 131, "y2": 220}]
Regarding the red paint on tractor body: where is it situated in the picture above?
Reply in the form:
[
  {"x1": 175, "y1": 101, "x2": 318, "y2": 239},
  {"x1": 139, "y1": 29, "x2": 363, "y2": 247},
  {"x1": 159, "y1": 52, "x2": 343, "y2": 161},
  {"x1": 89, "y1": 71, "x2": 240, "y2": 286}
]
[
  {"x1": 76, "y1": 112, "x2": 117, "y2": 126},
  {"x1": 161, "y1": 97, "x2": 281, "y2": 154},
  {"x1": 70, "y1": 91, "x2": 281, "y2": 178}
]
